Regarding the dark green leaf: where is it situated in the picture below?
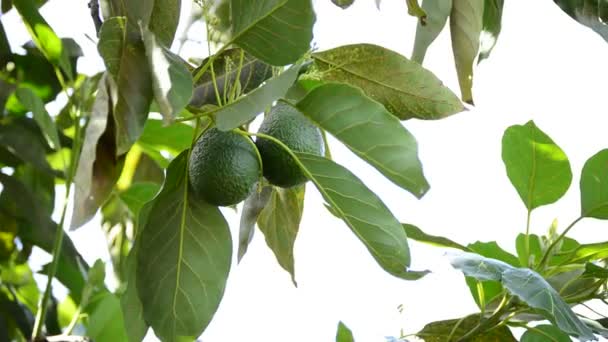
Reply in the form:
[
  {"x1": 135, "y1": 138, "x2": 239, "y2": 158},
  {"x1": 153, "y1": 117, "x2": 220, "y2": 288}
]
[
  {"x1": 584, "y1": 263, "x2": 608, "y2": 279},
  {"x1": 332, "y1": 0, "x2": 355, "y2": 9},
  {"x1": 214, "y1": 64, "x2": 302, "y2": 131},
  {"x1": 403, "y1": 224, "x2": 469, "y2": 251},
  {"x1": 417, "y1": 314, "x2": 516, "y2": 341},
  {"x1": 13, "y1": 0, "x2": 72, "y2": 78},
  {"x1": 190, "y1": 48, "x2": 273, "y2": 107},
  {"x1": 15, "y1": 87, "x2": 61, "y2": 150},
  {"x1": 0, "y1": 20, "x2": 11, "y2": 67},
  {"x1": 237, "y1": 186, "x2": 272, "y2": 262},
  {"x1": 149, "y1": 0, "x2": 181, "y2": 47},
  {"x1": 12, "y1": 164, "x2": 55, "y2": 216},
  {"x1": 87, "y1": 293, "x2": 128, "y2": 342},
  {"x1": 478, "y1": 0, "x2": 504, "y2": 63},
  {"x1": 98, "y1": 17, "x2": 153, "y2": 155},
  {"x1": 138, "y1": 119, "x2": 195, "y2": 156},
  {"x1": 71, "y1": 75, "x2": 125, "y2": 229},
  {"x1": 294, "y1": 152, "x2": 420, "y2": 279},
  {"x1": 296, "y1": 83, "x2": 429, "y2": 198},
  {"x1": 230, "y1": 0, "x2": 315, "y2": 66},
  {"x1": 580, "y1": 149, "x2": 608, "y2": 218},
  {"x1": 0, "y1": 288, "x2": 34, "y2": 339},
  {"x1": 119, "y1": 182, "x2": 161, "y2": 218},
  {"x1": 554, "y1": 0, "x2": 608, "y2": 43},
  {"x1": 502, "y1": 121, "x2": 572, "y2": 210},
  {"x1": 141, "y1": 25, "x2": 193, "y2": 123},
  {"x1": 521, "y1": 324, "x2": 571, "y2": 342},
  {"x1": 450, "y1": 0, "x2": 484, "y2": 104},
  {"x1": 136, "y1": 152, "x2": 232, "y2": 341},
  {"x1": 336, "y1": 321, "x2": 355, "y2": 342},
  {"x1": 411, "y1": 0, "x2": 453, "y2": 64},
  {"x1": 258, "y1": 186, "x2": 305, "y2": 285},
  {"x1": 105, "y1": 0, "x2": 153, "y2": 29},
  {"x1": 0, "y1": 118, "x2": 55, "y2": 175},
  {"x1": 312, "y1": 44, "x2": 464, "y2": 120}
]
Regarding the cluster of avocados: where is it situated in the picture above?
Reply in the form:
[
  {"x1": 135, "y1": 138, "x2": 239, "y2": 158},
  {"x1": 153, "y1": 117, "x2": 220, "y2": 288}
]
[{"x1": 188, "y1": 102, "x2": 324, "y2": 206}]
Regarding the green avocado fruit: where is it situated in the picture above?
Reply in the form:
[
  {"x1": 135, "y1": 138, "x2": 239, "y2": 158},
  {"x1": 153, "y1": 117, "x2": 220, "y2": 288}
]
[
  {"x1": 256, "y1": 102, "x2": 324, "y2": 188},
  {"x1": 189, "y1": 128, "x2": 261, "y2": 206}
]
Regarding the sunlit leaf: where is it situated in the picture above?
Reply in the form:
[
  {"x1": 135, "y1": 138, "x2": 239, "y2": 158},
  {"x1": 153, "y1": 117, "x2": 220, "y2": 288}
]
[
  {"x1": 336, "y1": 321, "x2": 355, "y2": 342},
  {"x1": 312, "y1": 44, "x2": 464, "y2": 120},
  {"x1": 296, "y1": 83, "x2": 429, "y2": 198},
  {"x1": 230, "y1": 0, "x2": 315, "y2": 66},
  {"x1": 119, "y1": 182, "x2": 161, "y2": 218},
  {"x1": 502, "y1": 121, "x2": 572, "y2": 210},
  {"x1": 580, "y1": 149, "x2": 608, "y2": 219},
  {"x1": 138, "y1": 119, "x2": 194, "y2": 156}
]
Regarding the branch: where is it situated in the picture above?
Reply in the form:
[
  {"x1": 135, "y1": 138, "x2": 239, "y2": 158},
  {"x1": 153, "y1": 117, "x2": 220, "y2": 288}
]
[{"x1": 88, "y1": 0, "x2": 103, "y2": 35}]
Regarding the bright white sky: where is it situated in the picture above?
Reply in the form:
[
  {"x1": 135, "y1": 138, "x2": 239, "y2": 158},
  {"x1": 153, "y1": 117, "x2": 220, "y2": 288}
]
[{"x1": 3, "y1": 0, "x2": 608, "y2": 341}]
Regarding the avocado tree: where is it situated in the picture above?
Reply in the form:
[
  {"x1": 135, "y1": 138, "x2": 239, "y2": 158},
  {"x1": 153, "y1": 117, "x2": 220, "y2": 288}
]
[{"x1": 0, "y1": 0, "x2": 607, "y2": 341}]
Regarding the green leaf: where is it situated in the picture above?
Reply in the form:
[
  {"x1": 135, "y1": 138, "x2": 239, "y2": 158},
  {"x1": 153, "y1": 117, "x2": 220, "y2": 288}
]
[
  {"x1": 149, "y1": 0, "x2": 181, "y2": 47},
  {"x1": 230, "y1": 0, "x2": 315, "y2": 66},
  {"x1": 294, "y1": 152, "x2": 421, "y2": 279},
  {"x1": 332, "y1": 0, "x2": 355, "y2": 9},
  {"x1": 15, "y1": 87, "x2": 61, "y2": 150},
  {"x1": 136, "y1": 152, "x2": 232, "y2": 341},
  {"x1": 515, "y1": 233, "x2": 543, "y2": 267},
  {"x1": 258, "y1": 185, "x2": 305, "y2": 285},
  {"x1": 0, "y1": 20, "x2": 11, "y2": 67},
  {"x1": 554, "y1": 0, "x2": 608, "y2": 43},
  {"x1": 521, "y1": 324, "x2": 571, "y2": 342},
  {"x1": 0, "y1": 118, "x2": 55, "y2": 175},
  {"x1": 237, "y1": 186, "x2": 272, "y2": 262},
  {"x1": 88, "y1": 293, "x2": 128, "y2": 342},
  {"x1": 13, "y1": 0, "x2": 72, "y2": 78},
  {"x1": 296, "y1": 83, "x2": 429, "y2": 198},
  {"x1": 336, "y1": 321, "x2": 355, "y2": 342},
  {"x1": 312, "y1": 44, "x2": 464, "y2": 120},
  {"x1": 190, "y1": 48, "x2": 273, "y2": 107},
  {"x1": 119, "y1": 182, "x2": 161, "y2": 218},
  {"x1": 580, "y1": 149, "x2": 608, "y2": 218},
  {"x1": 450, "y1": 252, "x2": 596, "y2": 341},
  {"x1": 411, "y1": 0, "x2": 453, "y2": 64},
  {"x1": 568, "y1": 241, "x2": 608, "y2": 264},
  {"x1": 403, "y1": 224, "x2": 469, "y2": 251},
  {"x1": 138, "y1": 119, "x2": 195, "y2": 156},
  {"x1": 583, "y1": 263, "x2": 608, "y2": 279},
  {"x1": 121, "y1": 246, "x2": 149, "y2": 342},
  {"x1": 105, "y1": 0, "x2": 154, "y2": 29},
  {"x1": 478, "y1": 0, "x2": 504, "y2": 63},
  {"x1": 501, "y1": 121, "x2": 572, "y2": 210},
  {"x1": 214, "y1": 64, "x2": 302, "y2": 131},
  {"x1": 71, "y1": 75, "x2": 125, "y2": 229},
  {"x1": 417, "y1": 314, "x2": 516, "y2": 341},
  {"x1": 141, "y1": 25, "x2": 193, "y2": 124},
  {"x1": 98, "y1": 17, "x2": 153, "y2": 155},
  {"x1": 450, "y1": 0, "x2": 484, "y2": 104}
]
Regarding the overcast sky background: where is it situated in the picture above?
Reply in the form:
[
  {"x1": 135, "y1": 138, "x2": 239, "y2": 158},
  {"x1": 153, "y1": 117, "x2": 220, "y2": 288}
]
[{"x1": 3, "y1": 0, "x2": 608, "y2": 341}]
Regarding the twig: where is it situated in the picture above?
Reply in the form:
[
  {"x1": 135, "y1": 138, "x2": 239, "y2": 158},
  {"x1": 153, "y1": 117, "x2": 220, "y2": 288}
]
[{"x1": 88, "y1": 0, "x2": 103, "y2": 36}]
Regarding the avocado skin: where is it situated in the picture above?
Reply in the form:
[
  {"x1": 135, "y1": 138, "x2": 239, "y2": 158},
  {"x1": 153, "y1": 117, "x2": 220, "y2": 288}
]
[
  {"x1": 256, "y1": 102, "x2": 324, "y2": 188},
  {"x1": 189, "y1": 128, "x2": 261, "y2": 206}
]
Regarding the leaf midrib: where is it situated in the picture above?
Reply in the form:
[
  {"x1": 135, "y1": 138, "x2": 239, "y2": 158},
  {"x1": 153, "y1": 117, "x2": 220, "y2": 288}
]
[{"x1": 229, "y1": 0, "x2": 290, "y2": 45}]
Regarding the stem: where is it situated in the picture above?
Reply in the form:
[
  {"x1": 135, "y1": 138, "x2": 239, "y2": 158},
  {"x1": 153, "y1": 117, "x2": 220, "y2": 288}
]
[
  {"x1": 538, "y1": 216, "x2": 584, "y2": 270},
  {"x1": 175, "y1": 106, "x2": 221, "y2": 123},
  {"x1": 235, "y1": 129, "x2": 264, "y2": 178},
  {"x1": 525, "y1": 209, "x2": 532, "y2": 266},
  {"x1": 446, "y1": 316, "x2": 467, "y2": 342},
  {"x1": 63, "y1": 306, "x2": 83, "y2": 335},
  {"x1": 455, "y1": 296, "x2": 511, "y2": 342},
  {"x1": 88, "y1": 0, "x2": 103, "y2": 35}
]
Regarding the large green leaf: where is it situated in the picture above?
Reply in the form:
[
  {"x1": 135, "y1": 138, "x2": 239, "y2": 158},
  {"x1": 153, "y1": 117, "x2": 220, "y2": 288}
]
[
  {"x1": 515, "y1": 233, "x2": 543, "y2": 267},
  {"x1": 136, "y1": 152, "x2": 232, "y2": 341},
  {"x1": 580, "y1": 149, "x2": 608, "y2": 219},
  {"x1": 336, "y1": 321, "x2": 355, "y2": 342},
  {"x1": 521, "y1": 324, "x2": 571, "y2": 342},
  {"x1": 296, "y1": 83, "x2": 429, "y2": 198},
  {"x1": 190, "y1": 48, "x2": 273, "y2": 107},
  {"x1": 450, "y1": 252, "x2": 596, "y2": 341},
  {"x1": 402, "y1": 224, "x2": 469, "y2": 251},
  {"x1": 15, "y1": 87, "x2": 61, "y2": 150},
  {"x1": 237, "y1": 186, "x2": 272, "y2": 262},
  {"x1": 13, "y1": 0, "x2": 72, "y2": 78},
  {"x1": 0, "y1": 118, "x2": 55, "y2": 175},
  {"x1": 478, "y1": 0, "x2": 504, "y2": 63},
  {"x1": 567, "y1": 241, "x2": 608, "y2": 264},
  {"x1": 417, "y1": 314, "x2": 516, "y2": 341},
  {"x1": 258, "y1": 185, "x2": 305, "y2": 285},
  {"x1": 554, "y1": 0, "x2": 608, "y2": 43},
  {"x1": 149, "y1": 0, "x2": 181, "y2": 47},
  {"x1": 312, "y1": 44, "x2": 464, "y2": 120},
  {"x1": 119, "y1": 182, "x2": 161, "y2": 218},
  {"x1": 71, "y1": 75, "x2": 125, "y2": 229},
  {"x1": 214, "y1": 64, "x2": 302, "y2": 130},
  {"x1": 411, "y1": 0, "x2": 453, "y2": 64},
  {"x1": 502, "y1": 121, "x2": 572, "y2": 210},
  {"x1": 138, "y1": 119, "x2": 194, "y2": 156},
  {"x1": 141, "y1": 26, "x2": 193, "y2": 124},
  {"x1": 98, "y1": 17, "x2": 153, "y2": 155},
  {"x1": 294, "y1": 152, "x2": 422, "y2": 279},
  {"x1": 88, "y1": 293, "x2": 128, "y2": 342},
  {"x1": 450, "y1": 0, "x2": 484, "y2": 104},
  {"x1": 230, "y1": 0, "x2": 315, "y2": 66}
]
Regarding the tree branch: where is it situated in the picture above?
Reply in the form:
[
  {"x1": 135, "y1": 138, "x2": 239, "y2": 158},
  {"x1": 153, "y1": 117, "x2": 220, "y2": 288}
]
[{"x1": 88, "y1": 0, "x2": 103, "y2": 35}]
